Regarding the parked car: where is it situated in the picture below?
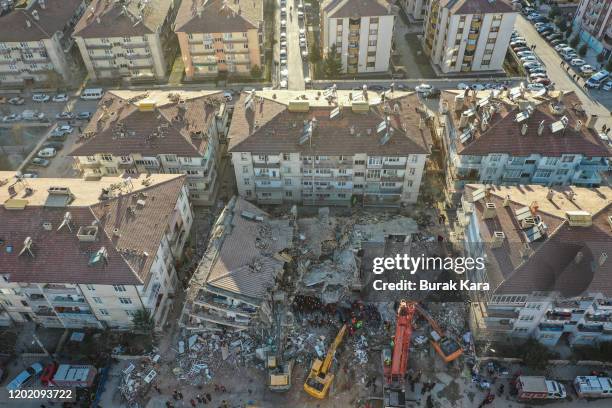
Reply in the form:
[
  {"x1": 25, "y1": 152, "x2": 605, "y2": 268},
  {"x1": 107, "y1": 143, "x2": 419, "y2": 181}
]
[
  {"x1": 280, "y1": 32, "x2": 287, "y2": 40},
  {"x1": 2, "y1": 114, "x2": 21, "y2": 123},
  {"x1": 471, "y1": 84, "x2": 486, "y2": 91},
  {"x1": 8, "y1": 96, "x2": 25, "y2": 105},
  {"x1": 457, "y1": 83, "x2": 470, "y2": 90},
  {"x1": 415, "y1": 83, "x2": 433, "y2": 93},
  {"x1": 510, "y1": 40, "x2": 527, "y2": 47},
  {"x1": 527, "y1": 83, "x2": 546, "y2": 91},
  {"x1": 513, "y1": 46, "x2": 530, "y2": 53},
  {"x1": 554, "y1": 43, "x2": 568, "y2": 51},
  {"x1": 22, "y1": 110, "x2": 44, "y2": 121},
  {"x1": 0, "y1": 96, "x2": 5, "y2": 104},
  {"x1": 32, "y1": 93, "x2": 50, "y2": 102},
  {"x1": 580, "y1": 64, "x2": 595, "y2": 74},
  {"x1": 77, "y1": 111, "x2": 92, "y2": 120},
  {"x1": 42, "y1": 141, "x2": 63, "y2": 151},
  {"x1": 529, "y1": 68, "x2": 548, "y2": 75},
  {"x1": 523, "y1": 61, "x2": 541, "y2": 68},
  {"x1": 520, "y1": 56, "x2": 538, "y2": 62},
  {"x1": 280, "y1": 20, "x2": 286, "y2": 29},
  {"x1": 56, "y1": 125, "x2": 73, "y2": 135},
  {"x1": 56, "y1": 111, "x2": 75, "y2": 120},
  {"x1": 533, "y1": 77, "x2": 551, "y2": 86},
  {"x1": 21, "y1": 171, "x2": 38, "y2": 178},
  {"x1": 545, "y1": 33, "x2": 562, "y2": 41},
  {"x1": 516, "y1": 51, "x2": 535, "y2": 57},
  {"x1": 602, "y1": 81, "x2": 612, "y2": 91},
  {"x1": 424, "y1": 88, "x2": 441, "y2": 98},
  {"x1": 49, "y1": 128, "x2": 68, "y2": 138},
  {"x1": 30, "y1": 158, "x2": 50, "y2": 167},
  {"x1": 586, "y1": 70, "x2": 610, "y2": 88},
  {"x1": 530, "y1": 73, "x2": 548, "y2": 80},
  {"x1": 6, "y1": 362, "x2": 43, "y2": 391},
  {"x1": 38, "y1": 147, "x2": 57, "y2": 158},
  {"x1": 550, "y1": 39, "x2": 563, "y2": 46},
  {"x1": 52, "y1": 93, "x2": 68, "y2": 102},
  {"x1": 570, "y1": 58, "x2": 586, "y2": 67},
  {"x1": 280, "y1": 79, "x2": 288, "y2": 89}
]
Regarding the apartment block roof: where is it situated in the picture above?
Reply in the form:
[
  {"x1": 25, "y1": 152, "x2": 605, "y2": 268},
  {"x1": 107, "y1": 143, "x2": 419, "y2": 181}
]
[
  {"x1": 174, "y1": 0, "x2": 262, "y2": 33},
  {"x1": 228, "y1": 90, "x2": 432, "y2": 156},
  {"x1": 0, "y1": 172, "x2": 185, "y2": 286},
  {"x1": 70, "y1": 90, "x2": 224, "y2": 158},
  {"x1": 441, "y1": 89, "x2": 611, "y2": 158},
  {"x1": 322, "y1": 0, "x2": 393, "y2": 18},
  {"x1": 0, "y1": 0, "x2": 84, "y2": 42},
  {"x1": 442, "y1": 0, "x2": 514, "y2": 14},
  {"x1": 73, "y1": 0, "x2": 172, "y2": 38},
  {"x1": 186, "y1": 197, "x2": 293, "y2": 305},
  {"x1": 465, "y1": 184, "x2": 612, "y2": 296}
]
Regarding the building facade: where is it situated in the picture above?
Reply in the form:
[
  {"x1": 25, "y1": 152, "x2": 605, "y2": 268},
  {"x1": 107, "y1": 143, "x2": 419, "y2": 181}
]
[
  {"x1": 573, "y1": 0, "x2": 612, "y2": 61},
  {"x1": 0, "y1": 173, "x2": 192, "y2": 330},
  {"x1": 399, "y1": 0, "x2": 428, "y2": 21},
  {"x1": 0, "y1": 0, "x2": 86, "y2": 87},
  {"x1": 321, "y1": 0, "x2": 395, "y2": 74},
  {"x1": 174, "y1": 0, "x2": 264, "y2": 79},
  {"x1": 228, "y1": 90, "x2": 431, "y2": 207},
  {"x1": 423, "y1": 0, "x2": 516, "y2": 73},
  {"x1": 439, "y1": 89, "x2": 610, "y2": 190},
  {"x1": 456, "y1": 184, "x2": 612, "y2": 347},
  {"x1": 73, "y1": 0, "x2": 179, "y2": 82},
  {"x1": 69, "y1": 90, "x2": 229, "y2": 206}
]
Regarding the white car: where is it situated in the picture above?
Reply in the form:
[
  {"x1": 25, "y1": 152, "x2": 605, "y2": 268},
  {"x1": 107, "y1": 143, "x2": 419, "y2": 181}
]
[
  {"x1": 299, "y1": 38, "x2": 306, "y2": 47},
  {"x1": 580, "y1": 65, "x2": 595, "y2": 74},
  {"x1": 570, "y1": 58, "x2": 586, "y2": 66},
  {"x1": 516, "y1": 51, "x2": 535, "y2": 57},
  {"x1": 415, "y1": 83, "x2": 433, "y2": 93},
  {"x1": 529, "y1": 73, "x2": 548, "y2": 80},
  {"x1": 32, "y1": 93, "x2": 50, "y2": 102},
  {"x1": 52, "y1": 93, "x2": 68, "y2": 102},
  {"x1": 471, "y1": 84, "x2": 486, "y2": 91},
  {"x1": 2, "y1": 114, "x2": 21, "y2": 122},
  {"x1": 520, "y1": 55, "x2": 538, "y2": 62},
  {"x1": 554, "y1": 44, "x2": 568, "y2": 51},
  {"x1": 57, "y1": 125, "x2": 74, "y2": 134},
  {"x1": 38, "y1": 147, "x2": 57, "y2": 158},
  {"x1": 280, "y1": 20, "x2": 286, "y2": 29},
  {"x1": 280, "y1": 69, "x2": 289, "y2": 78},
  {"x1": 602, "y1": 81, "x2": 612, "y2": 91},
  {"x1": 280, "y1": 79, "x2": 288, "y2": 89},
  {"x1": 299, "y1": 28, "x2": 306, "y2": 36},
  {"x1": 280, "y1": 32, "x2": 287, "y2": 40},
  {"x1": 527, "y1": 83, "x2": 545, "y2": 92},
  {"x1": 457, "y1": 83, "x2": 470, "y2": 90}
]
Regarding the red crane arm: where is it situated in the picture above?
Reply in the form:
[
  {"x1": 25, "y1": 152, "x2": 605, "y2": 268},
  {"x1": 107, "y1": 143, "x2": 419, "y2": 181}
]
[{"x1": 389, "y1": 301, "x2": 416, "y2": 382}]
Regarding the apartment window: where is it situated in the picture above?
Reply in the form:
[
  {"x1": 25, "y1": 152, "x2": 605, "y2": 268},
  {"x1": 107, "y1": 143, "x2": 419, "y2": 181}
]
[
  {"x1": 188, "y1": 33, "x2": 194, "y2": 40},
  {"x1": 556, "y1": 169, "x2": 569, "y2": 175},
  {"x1": 490, "y1": 154, "x2": 502, "y2": 162},
  {"x1": 101, "y1": 154, "x2": 112, "y2": 162},
  {"x1": 455, "y1": 39, "x2": 461, "y2": 46},
  {"x1": 482, "y1": 59, "x2": 491, "y2": 66},
  {"x1": 240, "y1": 153, "x2": 248, "y2": 161},
  {"x1": 93, "y1": 297, "x2": 103, "y2": 304},
  {"x1": 282, "y1": 153, "x2": 290, "y2": 161},
  {"x1": 354, "y1": 160, "x2": 365, "y2": 165},
  {"x1": 486, "y1": 38, "x2": 496, "y2": 44},
  {"x1": 338, "y1": 169, "x2": 348, "y2": 175},
  {"x1": 245, "y1": 190, "x2": 252, "y2": 196},
  {"x1": 258, "y1": 155, "x2": 268, "y2": 161},
  {"x1": 284, "y1": 179, "x2": 292, "y2": 185},
  {"x1": 534, "y1": 170, "x2": 553, "y2": 178},
  {"x1": 113, "y1": 285, "x2": 126, "y2": 292},
  {"x1": 368, "y1": 156, "x2": 382, "y2": 166},
  {"x1": 545, "y1": 158, "x2": 559, "y2": 165},
  {"x1": 186, "y1": 170, "x2": 199, "y2": 175},
  {"x1": 354, "y1": 184, "x2": 363, "y2": 189},
  {"x1": 183, "y1": 157, "x2": 193, "y2": 163},
  {"x1": 490, "y1": 26, "x2": 499, "y2": 33},
  {"x1": 562, "y1": 155, "x2": 575, "y2": 162},
  {"x1": 126, "y1": 310, "x2": 137, "y2": 317},
  {"x1": 369, "y1": 29, "x2": 378, "y2": 35},
  {"x1": 283, "y1": 167, "x2": 291, "y2": 174},
  {"x1": 381, "y1": 182, "x2": 396, "y2": 188},
  {"x1": 406, "y1": 180, "x2": 413, "y2": 187},
  {"x1": 367, "y1": 169, "x2": 381, "y2": 178},
  {"x1": 525, "y1": 159, "x2": 536, "y2": 165},
  {"x1": 408, "y1": 168, "x2": 416, "y2": 176},
  {"x1": 368, "y1": 40, "x2": 377, "y2": 46},
  {"x1": 242, "y1": 165, "x2": 249, "y2": 174},
  {"x1": 86, "y1": 284, "x2": 95, "y2": 290},
  {"x1": 354, "y1": 171, "x2": 364, "y2": 177},
  {"x1": 119, "y1": 297, "x2": 132, "y2": 305},
  {"x1": 164, "y1": 154, "x2": 176, "y2": 162},
  {"x1": 367, "y1": 51, "x2": 376, "y2": 57},
  {"x1": 99, "y1": 309, "x2": 109, "y2": 316},
  {"x1": 243, "y1": 178, "x2": 250, "y2": 185}
]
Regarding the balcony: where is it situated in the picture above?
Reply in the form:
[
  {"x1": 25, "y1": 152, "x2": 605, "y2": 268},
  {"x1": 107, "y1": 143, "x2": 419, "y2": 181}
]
[
  {"x1": 43, "y1": 285, "x2": 79, "y2": 295},
  {"x1": 90, "y1": 53, "x2": 113, "y2": 60},
  {"x1": 572, "y1": 169, "x2": 601, "y2": 186},
  {"x1": 223, "y1": 37, "x2": 248, "y2": 43},
  {"x1": 190, "y1": 47, "x2": 215, "y2": 55},
  {"x1": 189, "y1": 306, "x2": 250, "y2": 329},
  {"x1": 579, "y1": 158, "x2": 608, "y2": 168},
  {"x1": 194, "y1": 292, "x2": 257, "y2": 317},
  {"x1": 86, "y1": 43, "x2": 113, "y2": 49},
  {"x1": 382, "y1": 161, "x2": 406, "y2": 169},
  {"x1": 538, "y1": 322, "x2": 564, "y2": 332},
  {"x1": 125, "y1": 53, "x2": 151, "y2": 61}
]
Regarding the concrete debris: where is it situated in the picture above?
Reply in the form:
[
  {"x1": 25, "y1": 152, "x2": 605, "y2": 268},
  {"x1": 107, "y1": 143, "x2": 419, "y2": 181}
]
[
  {"x1": 353, "y1": 335, "x2": 369, "y2": 365},
  {"x1": 119, "y1": 351, "x2": 162, "y2": 406}
]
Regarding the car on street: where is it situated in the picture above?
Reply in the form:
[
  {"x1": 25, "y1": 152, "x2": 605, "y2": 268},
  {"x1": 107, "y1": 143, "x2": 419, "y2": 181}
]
[
  {"x1": 280, "y1": 40, "x2": 287, "y2": 48},
  {"x1": 299, "y1": 38, "x2": 306, "y2": 47},
  {"x1": 56, "y1": 125, "x2": 73, "y2": 134},
  {"x1": 302, "y1": 49, "x2": 308, "y2": 59},
  {"x1": 30, "y1": 158, "x2": 50, "y2": 167},
  {"x1": 42, "y1": 141, "x2": 63, "y2": 151},
  {"x1": 297, "y1": 11, "x2": 304, "y2": 19},
  {"x1": 2, "y1": 114, "x2": 21, "y2": 123},
  {"x1": 527, "y1": 83, "x2": 546, "y2": 92},
  {"x1": 280, "y1": 49, "x2": 287, "y2": 58},
  {"x1": 22, "y1": 110, "x2": 45, "y2": 121},
  {"x1": 457, "y1": 83, "x2": 470, "y2": 90},
  {"x1": 52, "y1": 93, "x2": 68, "y2": 102},
  {"x1": 280, "y1": 32, "x2": 286, "y2": 40},
  {"x1": 32, "y1": 93, "x2": 50, "y2": 102},
  {"x1": 280, "y1": 79, "x2": 288, "y2": 89},
  {"x1": 37, "y1": 147, "x2": 57, "y2": 158},
  {"x1": 602, "y1": 81, "x2": 612, "y2": 91},
  {"x1": 529, "y1": 73, "x2": 548, "y2": 80},
  {"x1": 21, "y1": 171, "x2": 38, "y2": 178},
  {"x1": 280, "y1": 6, "x2": 286, "y2": 17},
  {"x1": 77, "y1": 111, "x2": 92, "y2": 120},
  {"x1": 533, "y1": 77, "x2": 551, "y2": 86},
  {"x1": 56, "y1": 111, "x2": 75, "y2": 120},
  {"x1": 554, "y1": 43, "x2": 568, "y2": 51},
  {"x1": 516, "y1": 51, "x2": 535, "y2": 57},
  {"x1": 6, "y1": 362, "x2": 44, "y2": 390},
  {"x1": 570, "y1": 58, "x2": 586, "y2": 67},
  {"x1": 8, "y1": 96, "x2": 25, "y2": 105},
  {"x1": 580, "y1": 65, "x2": 595, "y2": 75},
  {"x1": 280, "y1": 20, "x2": 286, "y2": 29},
  {"x1": 415, "y1": 83, "x2": 433, "y2": 93}
]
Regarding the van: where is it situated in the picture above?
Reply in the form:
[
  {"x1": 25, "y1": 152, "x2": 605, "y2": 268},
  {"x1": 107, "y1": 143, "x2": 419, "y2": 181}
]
[
  {"x1": 586, "y1": 70, "x2": 610, "y2": 89},
  {"x1": 80, "y1": 88, "x2": 104, "y2": 100}
]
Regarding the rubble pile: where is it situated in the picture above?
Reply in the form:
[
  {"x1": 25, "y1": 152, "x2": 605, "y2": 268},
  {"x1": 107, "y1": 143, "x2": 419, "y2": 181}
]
[{"x1": 119, "y1": 352, "x2": 161, "y2": 407}]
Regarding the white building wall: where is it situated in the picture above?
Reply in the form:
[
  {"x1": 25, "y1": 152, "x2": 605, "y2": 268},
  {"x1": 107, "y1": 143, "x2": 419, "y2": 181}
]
[{"x1": 375, "y1": 15, "x2": 394, "y2": 72}]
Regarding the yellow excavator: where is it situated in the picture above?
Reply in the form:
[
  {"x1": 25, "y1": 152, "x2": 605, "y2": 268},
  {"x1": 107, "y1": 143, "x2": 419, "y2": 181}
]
[{"x1": 303, "y1": 324, "x2": 347, "y2": 399}]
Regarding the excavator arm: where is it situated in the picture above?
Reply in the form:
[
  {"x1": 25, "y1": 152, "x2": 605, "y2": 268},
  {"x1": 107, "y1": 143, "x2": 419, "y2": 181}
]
[
  {"x1": 387, "y1": 300, "x2": 417, "y2": 384},
  {"x1": 414, "y1": 303, "x2": 463, "y2": 363},
  {"x1": 321, "y1": 324, "x2": 347, "y2": 374}
]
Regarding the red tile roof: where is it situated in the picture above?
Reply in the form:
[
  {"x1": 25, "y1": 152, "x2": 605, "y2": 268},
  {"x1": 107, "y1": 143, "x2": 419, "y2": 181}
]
[
  {"x1": 174, "y1": 0, "x2": 262, "y2": 33},
  {"x1": 322, "y1": 0, "x2": 393, "y2": 18},
  {"x1": 443, "y1": 0, "x2": 514, "y2": 14},
  {"x1": 1, "y1": 175, "x2": 185, "y2": 286}
]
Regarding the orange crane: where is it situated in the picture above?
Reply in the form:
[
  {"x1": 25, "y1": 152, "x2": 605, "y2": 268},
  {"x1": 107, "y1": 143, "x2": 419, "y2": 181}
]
[
  {"x1": 384, "y1": 300, "x2": 416, "y2": 385},
  {"x1": 414, "y1": 304, "x2": 463, "y2": 363}
]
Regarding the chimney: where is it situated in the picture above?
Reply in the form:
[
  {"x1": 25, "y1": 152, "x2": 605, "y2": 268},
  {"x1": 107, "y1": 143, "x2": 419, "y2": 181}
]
[
  {"x1": 26, "y1": 19, "x2": 31, "y2": 28},
  {"x1": 599, "y1": 252, "x2": 608, "y2": 266},
  {"x1": 586, "y1": 114, "x2": 598, "y2": 129},
  {"x1": 491, "y1": 231, "x2": 505, "y2": 249},
  {"x1": 574, "y1": 120, "x2": 583, "y2": 132},
  {"x1": 521, "y1": 123, "x2": 528, "y2": 136},
  {"x1": 537, "y1": 120, "x2": 545, "y2": 136},
  {"x1": 503, "y1": 195, "x2": 510, "y2": 207},
  {"x1": 546, "y1": 189, "x2": 554, "y2": 201},
  {"x1": 483, "y1": 202, "x2": 497, "y2": 219}
]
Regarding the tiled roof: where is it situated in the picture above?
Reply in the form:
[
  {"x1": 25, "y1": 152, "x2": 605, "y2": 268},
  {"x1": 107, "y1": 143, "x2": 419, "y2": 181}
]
[
  {"x1": 0, "y1": 0, "x2": 84, "y2": 42},
  {"x1": 322, "y1": 0, "x2": 393, "y2": 18},
  {"x1": 441, "y1": 90, "x2": 611, "y2": 157},
  {"x1": 174, "y1": 0, "x2": 262, "y2": 33},
  {"x1": 0, "y1": 173, "x2": 185, "y2": 286},
  {"x1": 70, "y1": 90, "x2": 224, "y2": 157},
  {"x1": 466, "y1": 184, "x2": 612, "y2": 296},
  {"x1": 443, "y1": 0, "x2": 514, "y2": 14},
  {"x1": 73, "y1": 0, "x2": 172, "y2": 38},
  {"x1": 228, "y1": 91, "x2": 432, "y2": 155}
]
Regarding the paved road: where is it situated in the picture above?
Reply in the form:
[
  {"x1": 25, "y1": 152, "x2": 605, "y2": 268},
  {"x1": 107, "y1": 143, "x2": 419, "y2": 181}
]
[
  {"x1": 286, "y1": 0, "x2": 306, "y2": 90},
  {"x1": 515, "y1": 15, "x2": 611, "y2": 127}
]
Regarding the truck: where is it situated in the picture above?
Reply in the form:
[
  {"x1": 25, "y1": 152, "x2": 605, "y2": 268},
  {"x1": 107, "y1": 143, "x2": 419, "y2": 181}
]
[
  {"x1": 46, "y1": 364, "x2": 97, "y2": 388},
  {"x1": 515, "y1": 376, "x2": 566, "y2": 400},
  {"x1": 573, "y1": 376, "x2": 612, "y2": 398}
]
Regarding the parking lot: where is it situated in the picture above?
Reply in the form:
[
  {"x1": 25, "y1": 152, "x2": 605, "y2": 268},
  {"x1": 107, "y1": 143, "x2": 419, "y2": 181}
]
[{"x1": 0, "y1": 91, "x2": 100, "y2": 178}]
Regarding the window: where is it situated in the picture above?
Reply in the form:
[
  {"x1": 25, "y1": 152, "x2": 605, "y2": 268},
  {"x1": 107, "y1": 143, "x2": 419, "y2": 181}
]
[
  {"x1": 482, "y1": 59, "x2": 491, "y2": 66},
  {"x1": 368, "y1": 40, "x2": 377, "y2": 46},
  {"x1": 369, "y1": 29, "x2": 378, "y2": 35},
  {"x1": 545, "y1": 158, "x2": 559, "y2": 165},
  {"x1": 257, "y1": 155, "x2": 268, "y2": 161},
  {"x1": 99, "y1": 309, "x2": 109, "y2": 316},
  {"x1": 93, "y1": 297, "x2": 103, "y2": 304},
  {"x1": 119, "y1": 297, "x2": 132, "y2": 305},
  {"x1": 242, "y1": 165, "x2": 249, "y2": 174},
  {"x1": 408, "y1": 168, "x2": 416, "y2": 176},
  {"x1": 556, "y1": 169, "x2": 569, "y2": 175},
  {"x1": 101, "y1": 154, "x2": 112, "y2": 162},
  {"x1": 241, "y1": 153, "x2": 248, "y2": 161},
  {"x1": 354, "y1": 160, "x2": 365, "y2": 165},
  {"x1": 534, "y1": 170, "x2": 552, "y2": 178},
  {"x1": 284, "y1": 179, "x2": 292, "y2": 185},
  {"x1": 86, "y1": 284, "x2": 95, "y2": 290},
  {"x1": 405, "y1": 180, "x2": 413, "y2": 187},
  {"x1": 489, "y1": 154, "x2": 502, "y2": 162},
  {"x1": 113, "y1": 285, "x2": 126, "y2": 292},
  {"x1": 354, "y1": 171, "x2": 364, "y2": 177},
  {"x1": 245, "y1": 190, "x2": 252, "y2": 196},
  {"x1": 486, "y1": 38, "x2": 496, "y2": 44},
  {"x1": 367, "y1": 169, "x2": 381, "y2": 178},
  {"x1": 126, "y1": 310, "x2": 137, "y2": 317},
  {"x1": 525, "y1": 159, "x2": 536, "y2": 165},
  {"x1": 243, "y1": 178, "x2": 250, "y2": 185},
  {"x1": 410, "y1": 155, "x2": 418, "y2": 163},
  {"x1": 164, "y1": 154, "x2": 176, "y2": 162},
  {"x1": 283, "y1": 153, "x2": 290, "y2": 161},
  {"x1": 370, "y1": 17, "x2": 379, "y2": 24},
  {"x1": 285, "y1": 191, "x2": 293, "y2": 197},
  {"x1": 368, "y1": 156, "x2": 382, "y2": 166},
  {"x1": 354, "y1": 184, "x2": 363, "y2": 189},
  {"x1": 562, "y1": 155, "x2": 575, "y2": 162}
]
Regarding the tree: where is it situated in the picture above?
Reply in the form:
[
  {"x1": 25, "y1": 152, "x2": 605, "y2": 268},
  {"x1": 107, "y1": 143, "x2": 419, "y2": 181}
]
[
  {"x1": 565, "y1": 25, "x2": 573, "y2": 38},
  {"x1": 578, "y1": 43, "x2": 588, "y2": 57},
  {"x1": 548, "y1": 6, "x2": 560, "y2": 19},
  {"x1": 309, "y1": 42, "x2": 321, "y2": 65},
  {"x1": 569, "y1": 36, "x2": 580, "y2": 48},
  {"x1": 323, "y1": 44, "x2": 343, "y2": 79},
  {"x1": 250, "y1": 64, "x2": 262, "y2": 79},
  {"x1": 520, "y1": 339, "x2": 558, "y2": 370},
  {"x1": 607, "y1": 59, "x2": 612, "y2": 72},
  {"x1": 131, "y1": 308, "x2": 155, "y2": 334},
  {"x1": 558, "y1": 19, "x2": 568, "y2": 32}
]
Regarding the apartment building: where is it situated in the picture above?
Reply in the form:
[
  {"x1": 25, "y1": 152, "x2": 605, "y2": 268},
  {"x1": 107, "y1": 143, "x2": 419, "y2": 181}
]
[
  {"x1": 0, "y1": 0, "x2": 86, "y2": 87},
  {"x1": 456, "y1": 183, "x2": 612, "y2": 346},
  {"x1": 438, "y1": 89, "x2": 611, "y2": 190},
  {"x1": 69, "y1": 90, "x2": 229, "y2": 206},
  {"x1": 73, "y1": 0, "x2": 179, "y2": 82},
  {"x1": 398, "y1": 0, "x2": 428, "y2": 21},
  {"x1": 573, "y1": 0, "x2": 611, "y2": 61},
  {"x1": 0, "y1": 173, "x2": 192, "y2": 330},
  {"x1": 174, "y1": 0, "x2": 264, "y2": 79},
  {"x1": 321, "y1": 0, "x2": 395, "y2": 74},
  {"x1": 181, "y1": 196, "x2": 293, "y2": 332},
  {"x1": 423, "y1": 0, "x2": 516, "y2": 73},
  {"x1": 228, "y1": 89, "x2": 432, "y2": 207}
]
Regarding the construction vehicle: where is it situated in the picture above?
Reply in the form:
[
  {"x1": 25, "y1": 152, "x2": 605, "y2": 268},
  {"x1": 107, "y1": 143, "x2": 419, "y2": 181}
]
[
  {"x1": 303, "y1": 324, "x2": 347, "y2": 399},
  {"x1": 384, "y1": 300, "x2": 417, "y2": 408},
  {"x1": 414, "y1": 304, "x2": 463, "y2": 363},
  {"x1": 267, "y1": 292, "x2": 294, "y2": 392}
]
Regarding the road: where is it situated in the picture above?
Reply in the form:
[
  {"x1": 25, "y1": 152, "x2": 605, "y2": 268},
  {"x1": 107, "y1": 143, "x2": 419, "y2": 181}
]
[
  {"x1": 286, "y1": 0, "x2": 307, "y2": 90},
  {"x1": 515, "y1": 15, "x2": 611, "y2": 127}
]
